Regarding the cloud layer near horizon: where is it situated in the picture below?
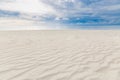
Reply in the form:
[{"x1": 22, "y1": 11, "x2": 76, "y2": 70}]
[{"x1": 0, "y1": 0, "x2": 120, "y2": 26}]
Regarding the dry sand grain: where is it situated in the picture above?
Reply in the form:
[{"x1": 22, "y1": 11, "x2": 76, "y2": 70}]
[{"x1": 0, "y1": 30, "x2": 120, "y2": 80}]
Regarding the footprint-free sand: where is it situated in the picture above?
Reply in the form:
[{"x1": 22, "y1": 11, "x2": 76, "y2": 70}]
[{"x1": 0, "y1": 30, "x2": 120, "y2": 80}]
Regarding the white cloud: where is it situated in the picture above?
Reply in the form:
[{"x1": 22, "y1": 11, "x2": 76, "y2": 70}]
[
  {"x1": 103, "y1": 4, "x2": 120, "y2": 11},
  {"x1": 0, "y1": 18, "x2": 35, "y2": 26},
  {"x1": 0, "y1": 0, "x2": 120, "y2": 25},
  {"x1": 0, "y1": 0, "x2": 56, "y2": 15}
]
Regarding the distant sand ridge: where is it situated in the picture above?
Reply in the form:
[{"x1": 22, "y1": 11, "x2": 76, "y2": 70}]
[{"x1": 0, "y1": 30, "x2": 120, "y2": 80}]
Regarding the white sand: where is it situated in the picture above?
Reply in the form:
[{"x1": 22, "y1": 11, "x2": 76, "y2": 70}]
[{"x1": 0, "y1": 30, "x2": 120, "y2": 80}]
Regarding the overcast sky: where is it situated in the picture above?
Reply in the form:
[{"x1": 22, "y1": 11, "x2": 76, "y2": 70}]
[{"x1": 0, "y1": 0, "x2": 120, "y2": 27}]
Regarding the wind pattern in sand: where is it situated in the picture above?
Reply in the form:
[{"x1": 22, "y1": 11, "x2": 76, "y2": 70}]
[{"x1": 0, "y1": 31, "x2": 120, "y2": 80}]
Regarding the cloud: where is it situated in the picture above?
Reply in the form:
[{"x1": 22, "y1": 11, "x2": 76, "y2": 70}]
[
  {"x1": 0, "y1": 10, "x2": 20, "y2": 17},
  {"x1": 0, "y1": 0, "x2": 56, "y2": 15},
  {"x1": 0, "y1": 0, "x2": 120, "y2": 26}
]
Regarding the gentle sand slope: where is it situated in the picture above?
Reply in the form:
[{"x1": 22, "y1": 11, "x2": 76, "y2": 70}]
[{"x1": 0, "y1": 30, "x2": 120, "y2": 80}]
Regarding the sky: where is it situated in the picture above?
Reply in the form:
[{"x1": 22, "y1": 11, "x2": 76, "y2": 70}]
[{"x1": 0, "y1": 0, "x2": 120, "y2": 29}]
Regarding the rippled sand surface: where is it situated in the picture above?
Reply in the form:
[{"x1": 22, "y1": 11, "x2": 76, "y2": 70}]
[{"x1": 0, "y1": 30, "x2": 120, "y2": 80}]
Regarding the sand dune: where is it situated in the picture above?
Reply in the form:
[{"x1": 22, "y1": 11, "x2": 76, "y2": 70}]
[{"x1": 0, "y1": 30, "x2": 120, "y2": 80}]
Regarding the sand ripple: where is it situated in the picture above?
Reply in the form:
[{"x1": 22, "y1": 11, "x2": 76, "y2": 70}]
[{"x1": 0, "y1": 30, "x2": 120, "y2": 80}]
